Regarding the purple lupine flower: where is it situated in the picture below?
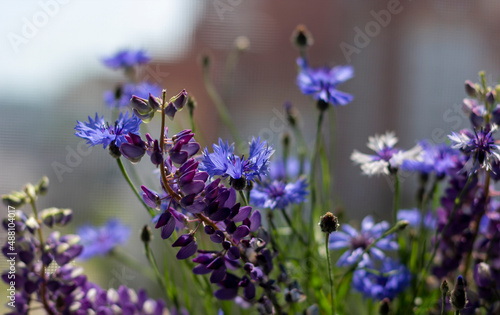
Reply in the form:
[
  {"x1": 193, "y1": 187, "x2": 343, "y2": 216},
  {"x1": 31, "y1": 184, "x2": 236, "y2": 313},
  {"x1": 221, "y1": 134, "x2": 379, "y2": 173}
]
[
  {"x1": 351, "y1": 131, "x2": 422, "y2": 176},
  {"x1": 200, "y1": 137, "x2": 274, "y2": 187},
  {"x1": 75, "y1": 111, "x2": 141, "y2": 149},
  {"x1": 352, "y1": 258, "x2": 411, "y2": 300},
  {"x1": 401, "y1": 140, "x2": 459, "y2": 178},
  {"x1": 449, "y1": 127, "x2": 500, "y2": 174},
  {"x1": 250, "y1": 178, "x2": 308, "y2": 210},
  {"x1": 397, "y1": 208, "x2": 436, "y2": 230},
  {"x1": 104, "y1": 82, "x2": 162, "y2": 109},
  {"x1": 329, "y1": 215, "x2": 398, "y2": 267},
  {"x1": 77, "y1": 219, "x2": 131, "y2": 260},
  {"x1": 296, "y1": 57, "x2": 354, "y2": 106},
  {"x1": 102, "y1": 49, "x2": 151, "y2": 69},
  {"x1": 462, "y1": 98, "x2": 486, "y2": 128}
]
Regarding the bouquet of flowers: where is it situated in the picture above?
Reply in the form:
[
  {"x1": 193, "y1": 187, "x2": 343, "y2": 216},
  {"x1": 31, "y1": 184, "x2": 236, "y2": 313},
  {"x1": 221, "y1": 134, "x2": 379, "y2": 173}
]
[{"x1": 2, "y1": 25, "x2": 500, "y2": 315}]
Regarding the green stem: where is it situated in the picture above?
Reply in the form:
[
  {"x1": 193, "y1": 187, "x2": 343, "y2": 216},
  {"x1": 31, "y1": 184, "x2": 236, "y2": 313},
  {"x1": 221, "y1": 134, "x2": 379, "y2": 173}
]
[
  {"x1": 116, "y1": 158, "x2": 155, "y2": 218},
  {"x1": 309, "y1": 110, "x2": 325, "y2": 237},
  {"x1": 280, "y1": 208, "x2": 307, "y2": 245},
  {"x1": 393, "y1": 173, "x2": 400, "y2": 224},
  {"x1": 239, "y1": 190, "x2": 249, "y2": 206},
  {"x1": 325, "y1": 233, "x2": 336, "y2": 315},
  {"x1": 144, "y1": 243, "x2": 168, "y2": 298},
  {"x1": 202, "y1": 56, "x2": 242, "y2": 145},
  {"x1": 441, "y1": 293, "x2": 446, "y2": 315},
  {"x1": 109, "y1": 249, "x2": 156, "y2": 282}
]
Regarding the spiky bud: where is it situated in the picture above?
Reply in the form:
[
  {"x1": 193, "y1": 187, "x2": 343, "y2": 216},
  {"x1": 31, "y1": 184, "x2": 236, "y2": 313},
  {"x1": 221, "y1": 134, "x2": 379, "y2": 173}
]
[{"x1": 319, "y1": 212, "x2": 339, "y2": 234}]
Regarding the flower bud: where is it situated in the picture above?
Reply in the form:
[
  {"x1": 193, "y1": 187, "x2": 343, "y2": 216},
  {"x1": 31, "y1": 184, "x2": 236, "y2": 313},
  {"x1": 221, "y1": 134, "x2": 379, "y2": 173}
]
[
  {"x1": 450, "y1": 275, "x2": 467, "y2": 310},
  {"x1": 108, "y1": 141, "x2": 122, "y2": 159},
  {"x1": 2, "y1": 191, "x2": 27, "y2": 208},
  {"x1": 440, "y1": 279, "x2": 449, "y2": 295},
  {"x1": 141, "y1": 225, "x2": 152, "y2": 244},
  {"x1": 486, "y1": 91, "x2": 496, "y2": 105},
  {"x1": 24, "y1": 183, "x2": 37, "y2": 202},
  {"x1": 319, "y1": 212, "x2": 339, "y2": 234},
  {"x1": 395, "y1": 220, "x2": 409, "y2": 231},
  {"x1": 464, "y1": 80, "x2": 477, "y2": 97},
  {"x1": 170, "y1": 89, "x2": 188, "y2": 110},
  {"x1": 230, "y1": 176, "x2": 247, "y2": 191},
  {"x1": 291, "y1": 24, "x2": 313, "y2": 49},
  {"x1": 379, "y1": 298, "x2": 390, "y2": 315},
  {"x1": 284, "y1": 102, "x2": 299, "y2": 127},
  {"x1": 187, "y1": 96, "x2": 197, "y2": 114},
  {"x1": 36, "y1": 176, "x2": 49, "y2": 196}
]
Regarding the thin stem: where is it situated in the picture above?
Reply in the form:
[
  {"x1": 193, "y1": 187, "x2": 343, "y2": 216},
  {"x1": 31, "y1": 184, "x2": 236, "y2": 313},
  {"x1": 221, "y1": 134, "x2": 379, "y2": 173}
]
[
  {"x1": 393, "y1": 173, "x2": 400, "y2": 224},
  {"x1": 280, "y1": 208, "x2": 307, "y2": 245},
  {"x1": 144, "y1": 242, "x2": 168, "y2": 298},
  {"x1": 116, "y1": 158, "x2": 155, "y2": 218},
  {"x1": 202, "y1": 57, "x2": 242, "y2": 145},
  {"x1": 309, "y1": 110, "x2": 325, "y2": 238},
  {"x1": 325, "y1": 233, "x2": 336, "y2": 315},
  {"x1": 239, "y1": 190, "x2": 249, "y2": 206},
  {"x1": 29, "y1": 199, "x2": 54, "y2": 315},
  {"x1": 441, "y1": 293, "x2": 446, "y2": 315},
  {"x1": 455, "y1": 310, "x2": 460, "y2": 315},
  {"x1": 109, "y1": 249, "x2": 156, "y2": 282}
]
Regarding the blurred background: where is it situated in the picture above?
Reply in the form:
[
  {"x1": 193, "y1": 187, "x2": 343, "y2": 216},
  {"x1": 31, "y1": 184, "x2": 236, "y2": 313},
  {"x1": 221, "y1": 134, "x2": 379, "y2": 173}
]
[{"x1": 1, "y1": 0, "x2": 500, "y2": 312}]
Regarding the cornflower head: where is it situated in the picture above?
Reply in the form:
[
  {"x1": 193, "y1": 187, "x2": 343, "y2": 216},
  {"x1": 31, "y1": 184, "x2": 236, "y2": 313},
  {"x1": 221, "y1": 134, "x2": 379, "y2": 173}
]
[
  {"x1": 401, "y1": 140, "x2": 459, "y2": 178},
  {"x1": 200, "y1": 138, "x2": 274, "y2": 190},
  {"x1": 352, "y1": 258, "x2": 411, "y2": 300},
  {"x1": 104, "y1": 81, "x2": 162, "y2": 109},
  {"x1": 449, "y1": 127, "x2": 500, "y2": 175},
  {"x1": 250, "y1": 178, "x2": 308, "y2": 210},
  {"x1": 351, "y1": 131, "x2": 422, "y2": 176},
  {"x1": 76, "y1": 219, "x2": 131, "y2": 260},
  {"x1": 296, "y1": 57, "x2": 354, "y2": 108},
  {"x1": 102, "y1": 48, "x2": 151, "y2": 70},
  {"x1": 74, "y1": 111, "x2": 141, "y2": 149},
  {"x1": 328, "y1": 215, "x2": 398, "y2": 267}
]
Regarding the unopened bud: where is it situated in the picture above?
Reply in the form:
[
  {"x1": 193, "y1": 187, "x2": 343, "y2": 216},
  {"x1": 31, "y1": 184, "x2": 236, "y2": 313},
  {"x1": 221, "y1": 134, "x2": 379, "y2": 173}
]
[
  {"x1": 450, "y1": 275, "x2": 467, "y2": 310},
  {"x1": 291, "y1": 24, "x2": 313, "y2": 49},
  {"x1": 486, "y1": 91, "x2": 496, "y2": 105},
  {"x1": 281, "y1": 132, "x2": 290, "y2": 147},
  {"x1": 395, "y1": 220, "x2": 409, "y2": 231},
  {"x1": 230, "y1": 176, "x2": 247, "y2": 191},
  {"x1": 141, "y1": 225, "x2": 152, "y2": 244},
  {"x1": 187, "y1": 96, "x2": 197, "y2": 113},
  {"x1": 24, "y1": 183, "x2": 37, "y2": 202},
  {"x1": 379, "y1": 298, "x2": 390, "y2": 315},
  {"x1": 170, "y1": 89, "x2": 188, "y2": 110},
  {"x1": 36, "y1": 176, "x2": 49, "y2": 196},
  {"x1": 2, "y1": 191, "x2": 27, "y2": 208},
  {"x1": 464, "y1": 80, "x2": 477, "y2": 97},
  {"x1": 319, "y1": 212, "x2": 339, "y2": 234},
  {"x1": 108, "y1": 141, "x2": 121, "y2": 159},
  {"x1": 284, "y1": 102, "x2": 299, "y2": 126},
  {"x1": 440, "y1": 279, "x2": 449, "y2": 295}
]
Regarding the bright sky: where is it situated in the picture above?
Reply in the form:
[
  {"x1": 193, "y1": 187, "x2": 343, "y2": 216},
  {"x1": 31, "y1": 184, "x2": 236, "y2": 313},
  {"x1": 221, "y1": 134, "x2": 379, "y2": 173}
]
[{"x1": 0, "y1": 0, "x2": 202, "y2": 104}]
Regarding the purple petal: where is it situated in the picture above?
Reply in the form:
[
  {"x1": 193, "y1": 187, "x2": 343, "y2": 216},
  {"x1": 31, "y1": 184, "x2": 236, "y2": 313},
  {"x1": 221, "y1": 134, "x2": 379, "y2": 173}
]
[
  {"x1": 176, "y1": 241, "x2": 197, "y2": 260},
  {"x1": 249, "y1": 210, "x2": 261, "y2": 232},
  {"x1": 233, "y1": 225, "x2": 250, "y2": 241},
  {"x1": 232, "y1": 206, "x2": 252, "y2": 222},
  {"x1": 210, "y1": 265, "x2": 227, "y2": 283}
]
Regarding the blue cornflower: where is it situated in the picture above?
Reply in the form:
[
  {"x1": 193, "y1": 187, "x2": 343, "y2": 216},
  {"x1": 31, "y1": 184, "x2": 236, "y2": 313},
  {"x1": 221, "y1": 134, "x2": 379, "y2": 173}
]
[
  {"x1": 397, "y1": 208, "x2": 436, "y2": 230},
  {"x1": 401, "y1": 140, "x2": 458, "y2": 177},
  {"x1": 352, "y1": 258, "x2": 411, "y2": 300},
  {"x1": 449, "y1": 127, "x2": 500, "y2": 174},
  {"x1": 102, "y1": 49, "x2": 151, "y2": 69},
  {"x1": 329, "y1": 215, "x2": 398, "y2": 267},
  {"x1": 351, "y1": 131, "x2": 422, "y2": 176},
  {"x1": 200, "y1": 137, "x2": 274, "y2": 184},
  {"x1": 75, "y1": 111, "x2": 141, "y2": 148},
  {"x1": 77, "y1": 219, "x2": 131, "y2": 260},
  {"x1": 296, "y1": 57, "x2": 354, "y2": 106},
  {"x1": 104, "y1": 82, "x2": 162, "y2": 109},
  {"x1": 250, "y1": 178, "x2": 308, "y2": 210}
]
